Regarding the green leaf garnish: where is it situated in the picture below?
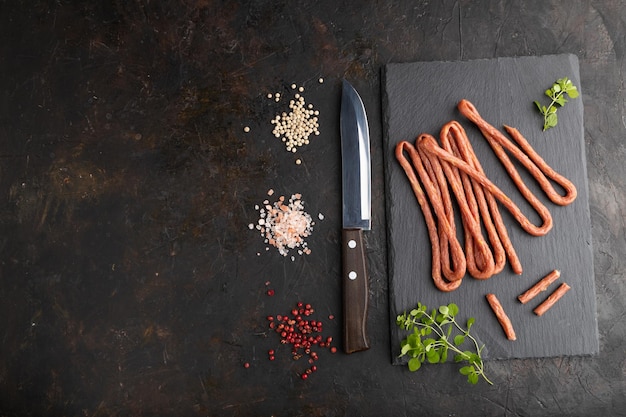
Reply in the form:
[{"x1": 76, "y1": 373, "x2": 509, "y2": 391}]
[
  {"x1": 534, "y1": 77, "x2": 579, "y2": 131},
  {"x1": 396, "y1": 302, "x2": 492, "y2": 385}
]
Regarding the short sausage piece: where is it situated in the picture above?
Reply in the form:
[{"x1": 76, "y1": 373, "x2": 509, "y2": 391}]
[
  {"x1": 485, "y1": 293, "x2": 517, "y2": 341},
  {"x1": 533, "y1": 283, "x2": 571, "y2": 316},
  {"x1": 518, "y1": 269, "x2": 561, "y2": 304}
]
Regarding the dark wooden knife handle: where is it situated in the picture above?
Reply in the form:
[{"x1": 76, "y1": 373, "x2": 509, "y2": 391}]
[{"x1": 342, "y1": 228, "x2": 370, "y2": 353}]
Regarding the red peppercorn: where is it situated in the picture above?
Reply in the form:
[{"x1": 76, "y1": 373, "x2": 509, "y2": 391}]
[
  {"x1": 244, "y1": 362, "x2": 250, "y2": 368},
  {"x1": 266, "y1": 301, "x2": 337, "y2": 380},
  {"x1": 267, "y1": 289, "x2": 275, "y2": 296}
]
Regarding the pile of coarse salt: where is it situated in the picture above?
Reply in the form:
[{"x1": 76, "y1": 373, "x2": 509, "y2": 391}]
[{"x1": 249, "y1": 190, "x2": 318, "y2": 259}]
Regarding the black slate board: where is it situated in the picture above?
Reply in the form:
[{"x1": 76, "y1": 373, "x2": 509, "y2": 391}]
[{"x1": 382, "y1": 54, "x2": 598, "y2": 362}]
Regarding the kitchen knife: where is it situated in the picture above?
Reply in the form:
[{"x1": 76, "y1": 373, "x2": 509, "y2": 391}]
[{"x1": 340, "y1": 80, "x2": 371, "y2": 354}]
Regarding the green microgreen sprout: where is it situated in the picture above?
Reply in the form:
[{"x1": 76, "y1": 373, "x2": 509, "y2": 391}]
[
  {"x1": 534, "y1": 77, "x2": 579, "y2": 131},
  {"x1": 396, "y1": 302, "x2": 492, "y2": 385}
]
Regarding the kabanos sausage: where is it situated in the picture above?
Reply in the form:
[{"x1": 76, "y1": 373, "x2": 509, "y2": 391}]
[
  {"x1": 418, "y1": 134, "x2": 553, "y2": 237},
  {"x1": 395, "y1": 140, "x2": 464, "y2": 292},
  {"x1": 439, "y1": 121, "x2": 521, "y2": 276},
  {"x1": 458, "y1": 99, "x2": 577, "y2": 207}
]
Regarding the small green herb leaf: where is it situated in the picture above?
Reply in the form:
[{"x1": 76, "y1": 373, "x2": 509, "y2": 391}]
[
  {"x1": 534, "y1": 101, "x2": 542, "y2": 112},
  {"x1": 448, "y1": 303, "x2": 459, "y2": 317},
  {"x1": 546, "y1": 112, "x2": 558, "y2": 129},
  {"x1": 408, "y1": 357, "x2": 421, "y2": 372},
  {"x1": 467, "y1": 317, "x2": 475, "y2": 329},
  {"x1": 459, "y1": 366, "x2": 473, "y2": 376},
  {"x1": 468, "y1": 371, "x2": 479, "y2": 385},
  {"x1": 423, "y1": 338, "x2": 436, "y2": 348},
  {"x1": 440, "y1": 347, "x2": 448, "y2": 363},
  {"x1": 468, "y1": 353, "x2": 481, "y2": 366},
  {"x1": 426, "y1": 349, "x2": 440, "y2": 364}
]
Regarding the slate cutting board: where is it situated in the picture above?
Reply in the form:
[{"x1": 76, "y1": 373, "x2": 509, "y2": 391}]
[{"x1": 382, "y1": 54, "x2": 598, "y2": 362}]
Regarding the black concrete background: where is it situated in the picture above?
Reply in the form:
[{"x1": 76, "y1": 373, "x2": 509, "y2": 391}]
[{"x1": 0, "y1": 1, "x2": 624, "y2": 416}]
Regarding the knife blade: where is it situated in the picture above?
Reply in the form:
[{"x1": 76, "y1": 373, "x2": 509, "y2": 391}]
[{"x1": 340, "y1": 80, "x2": 371, "y2": 354}]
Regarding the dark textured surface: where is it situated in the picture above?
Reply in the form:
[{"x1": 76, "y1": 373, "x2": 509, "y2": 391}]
[
  {"x1": 383, "y1": 54, "x2": 597, "y2": 361},
  {"x1": 1, "y1": 1, "x2": 625, "y2": 416}
]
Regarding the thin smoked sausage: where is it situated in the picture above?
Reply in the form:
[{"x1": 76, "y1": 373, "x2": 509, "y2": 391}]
[
  {"x1": 458, "y1": 99, "x2": 577, "y2": 206},
  {"x1": 394, "y1": 99, "x2": 577, "y2": 291},
  {"x1": 395, "y1": 140, "x2": 464, "y2": 292}
]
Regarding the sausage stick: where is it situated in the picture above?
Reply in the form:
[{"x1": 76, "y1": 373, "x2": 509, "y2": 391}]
[
  {"x1": 518, "y1": 269, "x2": 561, "y2": 304},
  {"x1": 458, "y1": 99, "x2": 577, "y2": 207},
  {"x1": 395, "y1": 140, "x2": 464, "y2": 292},
  {"x1": 434, "y1": 126, "x2": 495, "y2": 279},
  {"x1": 503, "y1": 126, "x2": 577, "y2": 206},
  {"x1": 397, "y1": 121, "x2": 526, "y2": 288},
  {"x1": 485, "y1": 293, "x2": 516, "y2": 341},
  {"x1": 419, "y1": 134, "x2": 553, "y2": 237},
  {"x1": 533, "y1": 283, "x2": 571, "y2": 316},
  {"x1": 440, "y1": 121, "x2": 521, "y2": 275}
]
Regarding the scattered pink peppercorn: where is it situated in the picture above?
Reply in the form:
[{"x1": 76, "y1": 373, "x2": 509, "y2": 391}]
[{"x1": 266, "y1": 301, "x2": 337, "y2": 380}]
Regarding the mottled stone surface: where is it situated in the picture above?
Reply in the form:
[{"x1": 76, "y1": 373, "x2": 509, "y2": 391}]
[{"x1": 0, "y1": 1, "x2": 624, "y2": 416}]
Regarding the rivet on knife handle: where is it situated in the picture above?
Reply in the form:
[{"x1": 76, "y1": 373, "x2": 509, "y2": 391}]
[{"x1": 342, "y1": 228, "x2": 370, "y2": 353}]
